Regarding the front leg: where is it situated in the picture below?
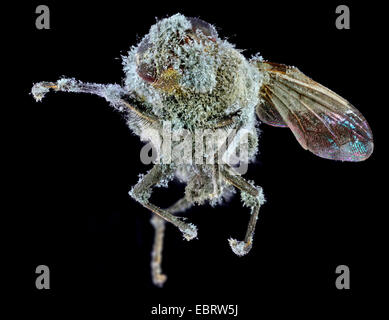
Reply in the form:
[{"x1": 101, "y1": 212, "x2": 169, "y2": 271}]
[
  {"x1": 31, "y1": 78, "x2": 158, "y2": 123},
  {"x1": 130, "y1": 164, "x2": 198, "y2": 241},
  {"x1": 221, "y1": 166, "x2": 266, "y2": 256}
]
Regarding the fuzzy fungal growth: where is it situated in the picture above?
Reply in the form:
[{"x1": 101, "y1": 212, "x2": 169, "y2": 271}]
[
  {"x1": 228, "y1": 238, "x2": 252, "y2": 256},
  {"x1": 123, "y1": 13, "x2": 262, "y2": 131},
  {"x1": 240, "y1": 181, "x2": 266, "y2": 210},
  {"x1": 180, "y1": 223, "x2": 198, "y2": 241}
]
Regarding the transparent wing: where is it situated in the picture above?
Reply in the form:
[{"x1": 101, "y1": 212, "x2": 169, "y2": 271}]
[{"x1": 254, "y1": 61, "x2": 374, "y2": 161}]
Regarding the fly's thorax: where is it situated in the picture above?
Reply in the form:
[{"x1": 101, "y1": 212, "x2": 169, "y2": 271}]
[{"x1": 157, "y1": 48, "x2": 261, "y2": 129}]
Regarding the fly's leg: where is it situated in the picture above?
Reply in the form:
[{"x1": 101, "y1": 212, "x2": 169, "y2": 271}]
[
  {"x1": 150, "y1": 215, "x2": 166, "y2": 287},
  {"x1": 130, "y1": 164, "x2": 198, "y2": 241},
  {"x1": 150, "y1": 197, "x2": 193, "y2": 287},
  {"x1": 166, "y1": 197, "x2": 192, "y2": 214},
  {"x1": 221, "y1": 167, "x2": 265, "y2": 256},
  {"x1": 31, "y1": 79, "x2": 158, "y2": 123}
]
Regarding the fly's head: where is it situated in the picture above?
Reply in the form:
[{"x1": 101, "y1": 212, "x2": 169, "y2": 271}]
[
  {"x1": 135, "y1": 16, "x2": 218, "y2": 94},
  {"x1": 124, "y1": 14, "x2": 261, "y2": 129}
]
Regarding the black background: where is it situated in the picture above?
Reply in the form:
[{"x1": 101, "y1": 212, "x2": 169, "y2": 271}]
[{"x1": 10, "y1": 0, "x2": 386, "y2": 317}]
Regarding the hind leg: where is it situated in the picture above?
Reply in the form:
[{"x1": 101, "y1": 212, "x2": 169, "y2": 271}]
[{"x1": 150, "y1": 197, "x2": 193, "y2": 287}]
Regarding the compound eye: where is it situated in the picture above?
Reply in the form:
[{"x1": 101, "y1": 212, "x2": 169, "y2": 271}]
[
  {"x1": 188, "y1": 17, "x2": 218, "y2": 40},
  {"x1": 136, "y1": 37, "x2": 157, "y2": 83}
]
